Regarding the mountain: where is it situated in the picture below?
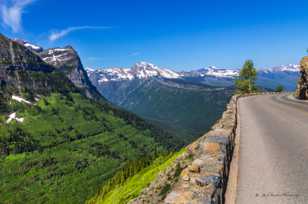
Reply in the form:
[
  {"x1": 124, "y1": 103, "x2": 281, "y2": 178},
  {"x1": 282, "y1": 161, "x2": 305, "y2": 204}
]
[
  {"x1": 0, "y1": 36, "x2": 74, "y2": 101},
  {"x1": 179, "y1": 66, "x2": 238, "y2": 87},
  {"x1": 0, "y1": 34, "x2": 181, "y2": 204},
  {"x1": 181, "y1": 66, "x2": 239, "y2": 78},
  {"x1": 181, "y1": 64, "x2": 300, "y2": 90},
  {"x1": 87, "y1": 62, "x2": 234, "y2": 143},
  {"x1": 88, "y1": 63, "x2": 300, "y2": 91},
  {"x1": 256, "y1": 64, "x2": 300, "y2": 91},
  {"x1": 87, "y1": 61, "x2": 180, "y2": 83},
  {"x1": 16, "y1": 40, "x2": 101, "y2": 100}
]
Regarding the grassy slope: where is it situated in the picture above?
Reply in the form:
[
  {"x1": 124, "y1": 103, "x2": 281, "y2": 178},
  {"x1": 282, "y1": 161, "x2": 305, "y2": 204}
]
[
  {"x1": 0, "y1": 93, "x2": 166, "y2": 204},
  {"x1": 88, "y1": 148, "x2": 186, "y2": 204}
]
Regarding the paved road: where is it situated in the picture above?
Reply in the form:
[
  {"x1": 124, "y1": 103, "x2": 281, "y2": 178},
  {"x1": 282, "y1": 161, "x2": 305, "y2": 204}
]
[{"x1": 236, "y1": 94, "x2": 308, "y2": 204}]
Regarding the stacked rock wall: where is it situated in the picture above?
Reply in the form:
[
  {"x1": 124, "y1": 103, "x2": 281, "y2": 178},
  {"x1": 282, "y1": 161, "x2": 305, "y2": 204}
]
[
  {"x1": 130, "y1": 94, "x2": 239, "y2": 204},
  {"x1": 131, "y1": 93, "x2": 277, "y2": 204}
]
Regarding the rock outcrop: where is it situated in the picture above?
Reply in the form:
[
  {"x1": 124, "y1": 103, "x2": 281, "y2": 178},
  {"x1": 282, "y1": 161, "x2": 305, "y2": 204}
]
[{"x1": 295, "y1": 56, "x2": 308, "y2": 100}]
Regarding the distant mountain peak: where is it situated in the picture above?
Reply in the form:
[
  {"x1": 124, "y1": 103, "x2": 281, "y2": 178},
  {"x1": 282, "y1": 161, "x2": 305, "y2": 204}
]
[
  {"x1": 87, "y1": 62, "x2": 181, "y2": 83},
  {"x1": 132, "y1": 61, "x2": 180, "y2": 79},
  {"x1": 183, "y1": 66, "x2": 239, "y2": 79},
  {"x1": 261, "y1": 64, "x2": 300, "y2": 73},
  {"x1": 203, "y1": 67, "x2": 239, "y2": 78}
]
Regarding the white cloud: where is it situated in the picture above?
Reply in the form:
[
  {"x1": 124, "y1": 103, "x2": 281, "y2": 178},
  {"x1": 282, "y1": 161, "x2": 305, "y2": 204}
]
[
  {"x1": 0, "y1": 0, "x2": 34, "y2": 33},
  {"x1": 48, "y1": 26, "x2": 111, "y2": 42}
]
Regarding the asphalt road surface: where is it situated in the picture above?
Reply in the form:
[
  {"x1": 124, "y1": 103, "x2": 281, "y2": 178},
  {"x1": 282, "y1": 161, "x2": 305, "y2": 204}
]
[{"x1": 236, "y1": 94, "x2": 308, "y2": 204}]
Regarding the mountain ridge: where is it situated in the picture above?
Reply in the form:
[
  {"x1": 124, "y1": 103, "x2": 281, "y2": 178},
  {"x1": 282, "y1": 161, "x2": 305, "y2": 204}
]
[
  {"x1": 87, "y1": 62, "x2": 299, "y2": 80},
  {"x1": 87, "y1": 62, "x2": 300, "y2": 91}
]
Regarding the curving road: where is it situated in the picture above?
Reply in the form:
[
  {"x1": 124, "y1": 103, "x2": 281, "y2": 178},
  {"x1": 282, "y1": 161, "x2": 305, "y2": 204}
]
[{"x1": 236, "y1": 94, "x2": 308, "y2": 204}]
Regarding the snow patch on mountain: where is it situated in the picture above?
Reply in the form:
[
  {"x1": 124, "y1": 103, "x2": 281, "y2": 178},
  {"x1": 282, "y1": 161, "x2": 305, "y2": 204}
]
[
  {"x1": 12, "y1": 95, "x2": 32, "y2": 105},
  {"x1": 96, "y1": 68, "x2": 134, "y2": 83},
  {"x1": 24, "y1": 43, "x2": 42, "y2": 51},
  {"x1": 14, "y1": 39, "x2": 43, "y2": 52},
  {"x1": 42, "y1": 48, "x2": 72, "y2": 65},
  {"x1": 200, "y1": 66, "x2": 239, "y2": 78},
  {"x1": 6, "y1": 112, "x2": 24, "y2": 124}
]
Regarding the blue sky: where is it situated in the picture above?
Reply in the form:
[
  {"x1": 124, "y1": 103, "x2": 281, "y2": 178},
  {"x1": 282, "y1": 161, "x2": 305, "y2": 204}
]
[{"x1": 1, "y1": 0, "x2": 308, "y2": 70}]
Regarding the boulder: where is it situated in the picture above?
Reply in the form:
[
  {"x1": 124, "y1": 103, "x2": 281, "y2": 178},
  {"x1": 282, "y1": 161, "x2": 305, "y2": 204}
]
[
  {"x1": 180, "y1": 169, "x2": 190, "y2": 181},
  {"x1": 203, "y1": 142, "x2": 221, "y2": 156},
  {"x1": 188, "y1": 159, "x2": 204, "y2": 173},
  {"x1": 195, "y1": 175, "x2": 221, "y2": 187},
  {"x1": 295, "y1": 56, "x2": 308, "y2": 99}
]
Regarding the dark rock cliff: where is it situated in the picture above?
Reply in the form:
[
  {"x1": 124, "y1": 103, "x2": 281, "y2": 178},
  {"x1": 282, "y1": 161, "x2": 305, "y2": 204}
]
[
  {"x1": 0, "y1": 34, "x2": 77, "y2": 107},
  {"x1": 0, "y1": 34, "x2": 53, "y2": 72},
  {"x1": 295, "y1": 56, "x2": 308, "y2": 100}
]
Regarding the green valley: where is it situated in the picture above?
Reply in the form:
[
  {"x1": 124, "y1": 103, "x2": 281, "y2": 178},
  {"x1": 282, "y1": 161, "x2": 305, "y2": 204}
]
[
  {"x1": 0, "y1": 34, "x2": 180, "y2": 204},
  {"x1": 89, "y1": 77, "x2": 234, "y2": 143}
]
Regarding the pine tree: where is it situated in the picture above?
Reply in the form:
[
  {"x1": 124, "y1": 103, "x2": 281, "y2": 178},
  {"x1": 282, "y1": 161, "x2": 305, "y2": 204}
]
[{"x1": 235, "y1": 60, "x2": 257, "y2": 93}]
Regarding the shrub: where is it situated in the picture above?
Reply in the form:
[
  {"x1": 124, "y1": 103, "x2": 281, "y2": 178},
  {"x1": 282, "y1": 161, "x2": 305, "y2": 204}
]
[{"x1": 275, "y1": 85, "x2": 284, "y2": 92}]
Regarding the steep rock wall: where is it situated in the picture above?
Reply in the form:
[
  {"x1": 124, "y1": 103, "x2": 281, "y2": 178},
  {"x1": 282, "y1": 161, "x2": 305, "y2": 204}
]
[{"x1": 295, "y1": 56, "x2": 308, "y2": 100}]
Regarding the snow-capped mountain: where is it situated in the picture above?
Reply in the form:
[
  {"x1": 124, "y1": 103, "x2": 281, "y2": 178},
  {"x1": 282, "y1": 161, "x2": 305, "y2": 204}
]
[
  {"x1": 87, "y1": 68, "x2": 134, "y2": 83},
  {"x1": 204, "y1": 67, "x2": 239, "y2": 78},
  {"x1": 87, "y1": 63, "x2": 300, "y2": 82},
  {"x1": 87, "y1": 63, "x2": 300, "y2": 91},
  {"x1": 87, "y1": 61, "x2": 181, "y2": 83},
  {"x1": 259, "y1": 64, "x2": 300, "y2": 73},
  {"x1": 183, "y1": 64, "x2": 299, "y2": 78},
  {"x1": 87, "y1": 64, "x2": 240, "y2": 84},
  {"x1": 256, "y1": 64, "x2": 300, "y2": 91},
  {"x1": 182, "y1": 66, "x2": 239, "y2": 78},
  {"x1": 132, "y1": 62, "x2": 181, "y2": 79},
  {"x1": 14, "y1": 39, "x2": 43, "y2": 52}
]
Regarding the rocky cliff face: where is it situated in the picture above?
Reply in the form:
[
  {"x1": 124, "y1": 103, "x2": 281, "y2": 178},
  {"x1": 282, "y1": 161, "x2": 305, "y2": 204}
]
[
  {"x1": 0, "y1": 34, "x2": 76, "y2": 106},
  {"x1": 295, "y1": 56, "x2": 308, "y2": 99},
  {"x1": 38, "y1": 47, "x2": 102, "y2": 100},
  {"x1": 15, "y1": 39, "x2": 102, "y2": 100},
  {"x1": 0, "y1": 35, "x2": 52, "y2": 72}
]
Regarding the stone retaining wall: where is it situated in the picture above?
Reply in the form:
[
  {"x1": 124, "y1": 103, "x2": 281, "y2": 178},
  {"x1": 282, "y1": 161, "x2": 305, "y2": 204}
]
[{"x1": 131, "y1": 92, "x2": 279, "y2": 204}]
